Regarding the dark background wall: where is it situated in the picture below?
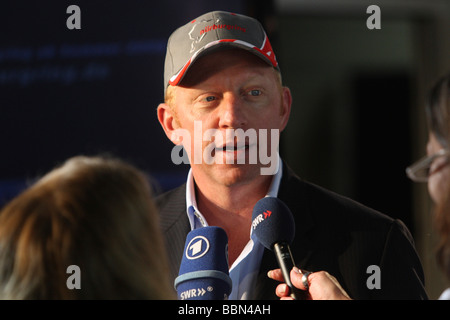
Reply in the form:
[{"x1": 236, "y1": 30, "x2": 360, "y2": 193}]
[{"x1": 0, "y1": 0, "x2": 246, "y2": 203}]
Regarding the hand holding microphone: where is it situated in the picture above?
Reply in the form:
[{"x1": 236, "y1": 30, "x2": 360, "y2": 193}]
[
  {"x1": 254, "y1": 197, "x2": 351, "y2": 300},
  {"x1": 174, "y1": 226, "x2": 232, "y2": 300},
  {"x1": 268, "y1": 267, "x2": 352, "y2": 300},
  {"x1": 251, "y1": 196, "x2": 307, "y2": 300}
]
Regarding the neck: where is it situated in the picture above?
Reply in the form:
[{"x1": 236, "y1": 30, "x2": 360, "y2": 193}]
[
  {"x1": 195, "y1": 173, "x2": 272, "y2": 220},
  {"x1": 193, "y1": 171, "x2": 273, "y2": 266}
]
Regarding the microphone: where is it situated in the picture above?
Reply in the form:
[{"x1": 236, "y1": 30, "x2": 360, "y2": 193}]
[
  {"x1": 174, "y1": 226, "x2": 232, "y2": 300},
  {"x1": 251, "y1": 196, "x2": 305, "y2": 300}
]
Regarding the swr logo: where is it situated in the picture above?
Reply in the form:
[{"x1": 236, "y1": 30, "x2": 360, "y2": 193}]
[
  {"x1": 185, "y1": 236, "x2": 210, "y2": 260},
  {"x1": 251, "y1": 210, "x2": 272, "y2": 230}
]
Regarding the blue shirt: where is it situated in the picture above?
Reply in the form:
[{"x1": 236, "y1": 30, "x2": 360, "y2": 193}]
[{"x1": 185, "y1": 155, "x2": 283, "y2": 299}]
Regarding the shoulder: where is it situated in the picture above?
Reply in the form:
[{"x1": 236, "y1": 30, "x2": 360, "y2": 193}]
[
  {"x1": 155, "y1": 183, "x2": 187, "y2": 232},
  {"x1": 282, "y1": 164, "x2": 392, "y2": 220},
  {"x1": 155, "y1": 183, "x2": 186, "y2": 210},
  {"x1": 279, "y1": 163, "x2": 406, "y2": 240},
  {"x1": 306, "y1": 179, "x2": 393, "y2": 225}
]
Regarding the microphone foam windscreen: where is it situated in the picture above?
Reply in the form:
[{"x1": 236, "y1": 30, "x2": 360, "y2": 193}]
[
  {"x1": 175, "y1": 226, "x2": 232, "y2": 300},
  {"x1": 251, "y1": 196, "x2": 295, "y2": 250}
]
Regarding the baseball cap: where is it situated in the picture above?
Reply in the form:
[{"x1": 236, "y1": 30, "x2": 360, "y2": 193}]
[{"x1": 163, "y1": 11, "x2": 279, "y2": 95}]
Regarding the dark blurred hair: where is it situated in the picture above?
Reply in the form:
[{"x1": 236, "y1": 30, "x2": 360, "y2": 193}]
[
  {"x1": 425, "y1": 73, "x2": 450, "y2": 281},
  {"x1": 0, "y1": 155, "x2": 174, "y2": 299}
]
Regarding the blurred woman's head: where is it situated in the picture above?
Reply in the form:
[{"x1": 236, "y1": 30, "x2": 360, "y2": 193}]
[
  {"x1": 425, "y1": 74, "x2": 450, "y2": 281},
  {"x1": 0, "y1": 155, "x2": 174, "y2": 299}
]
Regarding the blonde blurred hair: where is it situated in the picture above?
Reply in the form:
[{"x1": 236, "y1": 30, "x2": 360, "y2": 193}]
[
  {"x1": 426, "y1": 74, "x2": 450, "y2": 282},
  {"x1": 0, "y1": 155, "x2": 174, "y2": 299}
]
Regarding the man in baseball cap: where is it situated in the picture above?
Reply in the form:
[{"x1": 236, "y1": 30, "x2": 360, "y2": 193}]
[{"x1": 156, "y1": 11, "x2": 427, "y2": 300}]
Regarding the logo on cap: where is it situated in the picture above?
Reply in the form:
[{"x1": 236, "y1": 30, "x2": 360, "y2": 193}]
[{"x1": 186, "y1": 235, "x2": 210, "y2": 260}]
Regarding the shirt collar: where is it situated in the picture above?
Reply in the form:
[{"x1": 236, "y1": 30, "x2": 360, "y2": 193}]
[
  {"x1": 185, "y1": 169, "x2": 207, "y2": 229},
  {"x1": 185, "y1": 153, "x2": 283, "y2": 230}
]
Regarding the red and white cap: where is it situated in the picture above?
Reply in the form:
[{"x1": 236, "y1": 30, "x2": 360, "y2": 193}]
[{"x1": 163, "y1": 11, "x2": 279, "y2": 95}]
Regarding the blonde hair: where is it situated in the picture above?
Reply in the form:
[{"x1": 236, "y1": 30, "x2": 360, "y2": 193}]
[{"x1": 0, "y1": 155, "x2": 174, "y2": 299}]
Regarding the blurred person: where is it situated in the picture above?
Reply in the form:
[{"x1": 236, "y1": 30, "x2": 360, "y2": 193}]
[
  {"x1": 156, "y1": 10, "x2": 427, "y2": 299},
  {"x1": 406, "y1": 73, "x2": 450, "y2": 300},
  {"x1": 0, "y1": 155, "x2": 174, "y2": 299}
]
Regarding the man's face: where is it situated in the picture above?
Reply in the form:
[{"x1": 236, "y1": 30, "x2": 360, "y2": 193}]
[{"x1": 159, "y1": 48, "x2": 291, "y2": 187}]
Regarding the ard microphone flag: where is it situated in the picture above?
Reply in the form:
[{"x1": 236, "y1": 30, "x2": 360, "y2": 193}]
[{"x1": 174, "y1": 226, "x2": 232, "y2": 300}]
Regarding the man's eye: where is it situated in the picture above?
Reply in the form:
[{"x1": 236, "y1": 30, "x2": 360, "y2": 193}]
[
  {"x1": 248, "y1": 89, "x2": 261, "y2": 96},
  {"x1": 204, "y1": 96, "x2": 216, "y2": 102}
]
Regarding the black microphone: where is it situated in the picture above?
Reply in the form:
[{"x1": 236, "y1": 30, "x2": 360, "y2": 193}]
[
  {"x1": 174, "y1": 226, "x2": 232, "y2": 300},
  {"x1": 251, "y1": 196, "x2": 305, "y2": 300}
]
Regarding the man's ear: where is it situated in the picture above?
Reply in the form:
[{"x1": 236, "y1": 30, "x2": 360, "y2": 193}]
[{"x1": 157, "y1": 103, "x2": 181, "y2": 145}]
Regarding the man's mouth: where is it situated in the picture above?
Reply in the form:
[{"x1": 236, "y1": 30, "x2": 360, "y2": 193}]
[
  {"x1": 217, "y1": 144, "x2": 249, "y2": 152},
  {"x1": 215, "y1": 141, "x2": 251, "y2": 152}
]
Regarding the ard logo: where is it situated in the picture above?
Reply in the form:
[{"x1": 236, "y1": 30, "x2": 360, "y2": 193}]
[{"x1": 186, "y1": 236, "x2": 210, "y2": 260}]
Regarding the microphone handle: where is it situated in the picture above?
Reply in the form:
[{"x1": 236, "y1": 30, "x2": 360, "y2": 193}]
[{"x1": 273, "y1": 242, "x2": 306, "y2": 300}]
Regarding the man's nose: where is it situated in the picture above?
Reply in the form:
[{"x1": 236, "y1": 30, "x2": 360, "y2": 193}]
[{"x1": 218, "y1": 95, "x2": 247, "y2": 129}]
